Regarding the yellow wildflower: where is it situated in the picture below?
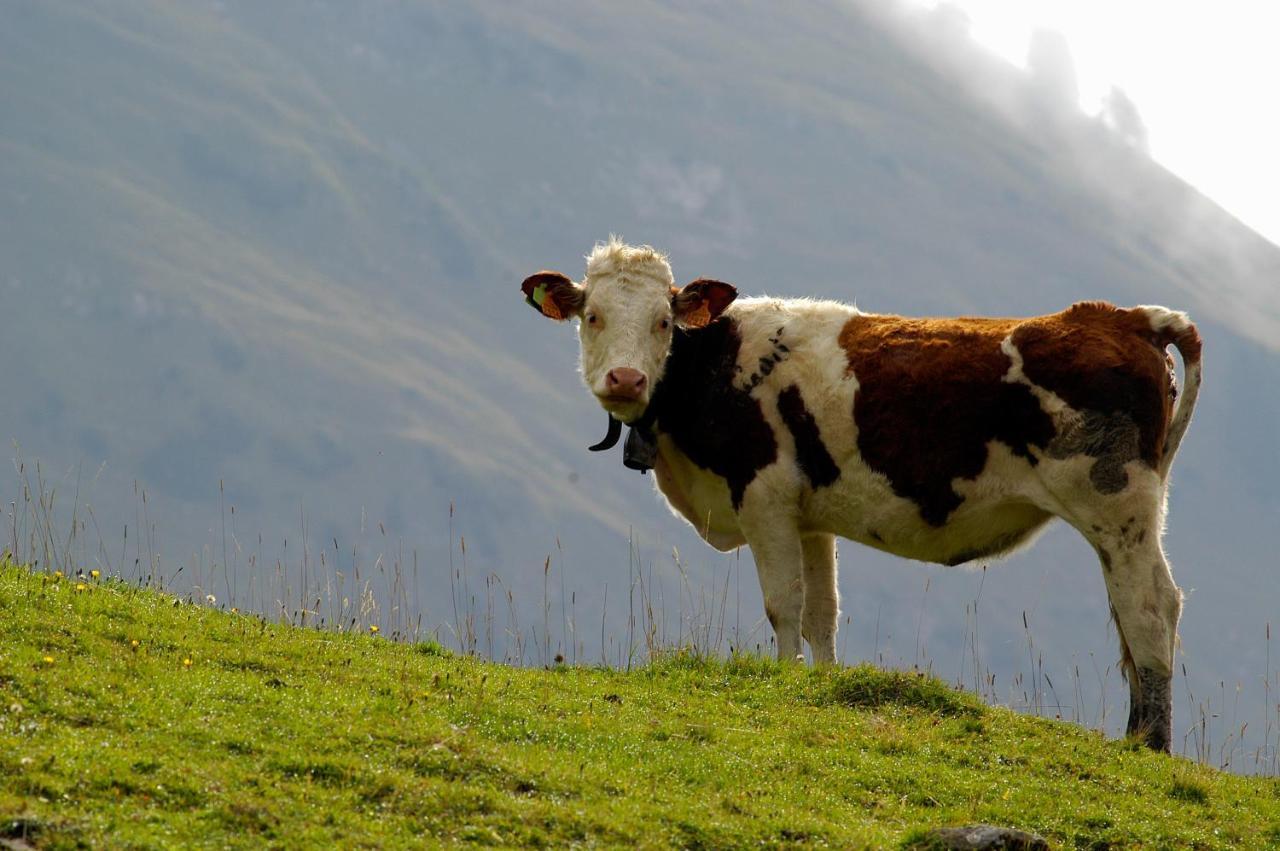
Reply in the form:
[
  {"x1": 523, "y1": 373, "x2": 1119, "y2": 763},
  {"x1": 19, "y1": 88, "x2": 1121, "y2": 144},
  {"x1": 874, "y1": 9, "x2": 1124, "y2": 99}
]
[
  {"x1": 42, "y1": 656, "x2": 54, "y2": 664},
  {"x1": 369, "y1": 625, "x2": 380, "y2": 634},
  {"x1": 75, "y1": 583, "x2": 87, "y2": 592},
  {"x1": 183, "y1": 657, "x2": 193, "y2": 667},
  {"x1": 53, "y1": 571, "x2": 64, "y2": 580},
  {"x1": 130, "y1": 640, "x2": 140, "y2": 650},
  {"x1": 90, "y1": 569, "x2": 101, "y2": 579}
]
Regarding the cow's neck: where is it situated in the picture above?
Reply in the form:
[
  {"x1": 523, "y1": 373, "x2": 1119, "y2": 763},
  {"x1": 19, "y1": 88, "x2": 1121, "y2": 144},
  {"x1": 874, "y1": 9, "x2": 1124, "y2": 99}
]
[{"x1": 647, "y1": 318, "x2": 778, "y2": 509}]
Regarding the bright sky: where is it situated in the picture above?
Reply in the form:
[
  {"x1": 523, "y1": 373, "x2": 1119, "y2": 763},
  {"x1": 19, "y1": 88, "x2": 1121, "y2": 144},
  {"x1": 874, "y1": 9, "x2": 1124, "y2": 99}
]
[{"x1": 916, "y1": 1, "x2": 1280, "y2": 246}]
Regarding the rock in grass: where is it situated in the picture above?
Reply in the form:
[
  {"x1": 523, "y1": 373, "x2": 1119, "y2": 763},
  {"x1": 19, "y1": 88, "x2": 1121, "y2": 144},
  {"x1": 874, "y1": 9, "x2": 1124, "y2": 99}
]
[
  {"x1": 1, "y1": 816, "x2": 44, "y2": 851},
  {"x1": 913, "y1": 823, "x2": 1049, "y2": 850}
]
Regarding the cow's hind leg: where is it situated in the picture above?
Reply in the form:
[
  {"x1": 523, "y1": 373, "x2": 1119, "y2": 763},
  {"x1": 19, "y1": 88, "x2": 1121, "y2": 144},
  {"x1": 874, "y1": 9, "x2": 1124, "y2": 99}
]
[
  {"x1": 801, "y1": 534, "x2": 839, "y2": 665},
  {"x1": 1087, "y1": 517, "x2": 1182, "y2": 752},
  {"x1": 1108, "y1": 603, "x2": 1143, "y2": 744}
]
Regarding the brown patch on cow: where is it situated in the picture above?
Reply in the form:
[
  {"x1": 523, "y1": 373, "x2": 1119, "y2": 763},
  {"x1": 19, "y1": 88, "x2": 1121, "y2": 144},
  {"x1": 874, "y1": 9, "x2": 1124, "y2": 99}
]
[
  {"x1": 838, "y1": 314, "x2": 1056, "y2": 526},
  {"x1": 1011, "y1": 302, "x2": 1178, "y2": 471},
  {"x1": 776, "y1": 385, "x2": 839, "y2": 489},
  {"x1": 1098, "y1": 548, "x2": 1113, "y2": 572},
  {"x1": 651, "y1": 318, "x2": 777, "y2": 509}
]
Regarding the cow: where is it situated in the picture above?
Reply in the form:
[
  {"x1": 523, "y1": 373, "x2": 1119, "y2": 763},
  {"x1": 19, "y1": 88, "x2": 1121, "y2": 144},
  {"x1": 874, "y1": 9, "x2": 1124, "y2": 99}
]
[{"x1": 521, "y1": 238, "x2": 1202, "y2": 752}]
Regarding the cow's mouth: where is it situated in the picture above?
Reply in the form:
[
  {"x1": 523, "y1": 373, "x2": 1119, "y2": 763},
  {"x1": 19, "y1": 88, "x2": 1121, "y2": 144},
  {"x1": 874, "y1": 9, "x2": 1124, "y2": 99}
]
[{"x1": 595, "y1": 394, "x2": 648, "y2": 423}]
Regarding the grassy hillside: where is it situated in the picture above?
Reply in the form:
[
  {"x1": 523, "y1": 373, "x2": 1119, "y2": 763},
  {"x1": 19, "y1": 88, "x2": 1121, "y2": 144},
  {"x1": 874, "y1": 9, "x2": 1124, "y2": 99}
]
[{"x1": 1, "y1": 559, "x2": 1277, "y2": 849}]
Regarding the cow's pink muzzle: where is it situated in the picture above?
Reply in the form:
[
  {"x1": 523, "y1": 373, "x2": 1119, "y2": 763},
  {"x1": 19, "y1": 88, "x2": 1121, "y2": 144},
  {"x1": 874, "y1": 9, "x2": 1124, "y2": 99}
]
[{"x1": 603, "y1": 367, "x2": 648, "y2": 401}]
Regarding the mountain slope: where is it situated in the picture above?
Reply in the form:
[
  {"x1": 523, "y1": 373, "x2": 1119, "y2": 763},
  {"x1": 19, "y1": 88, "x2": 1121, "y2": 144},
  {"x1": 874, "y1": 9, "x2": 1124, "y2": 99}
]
[
  {"x1": 2, "y1": 561, "x2": 1278, "y2": 849},
  {"x1": 2, "y1": 0, "x2": 1278, "y2": 764}
]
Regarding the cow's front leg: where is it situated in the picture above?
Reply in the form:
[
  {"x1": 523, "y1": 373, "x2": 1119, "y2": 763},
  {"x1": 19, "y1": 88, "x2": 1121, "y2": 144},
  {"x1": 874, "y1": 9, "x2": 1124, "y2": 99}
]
[
  {"x1": 739, "y1": 501, "x2": 805, "y2": 661},
  {"x1": 801, "y1": 533, "x2": 839, "y2": 665}
]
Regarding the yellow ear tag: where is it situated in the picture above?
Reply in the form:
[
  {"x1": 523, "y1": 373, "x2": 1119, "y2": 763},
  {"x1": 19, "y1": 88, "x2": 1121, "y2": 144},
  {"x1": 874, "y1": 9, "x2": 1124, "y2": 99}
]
[{"x1": 684, "y1": 301, "x2": 712, "y2": 328}]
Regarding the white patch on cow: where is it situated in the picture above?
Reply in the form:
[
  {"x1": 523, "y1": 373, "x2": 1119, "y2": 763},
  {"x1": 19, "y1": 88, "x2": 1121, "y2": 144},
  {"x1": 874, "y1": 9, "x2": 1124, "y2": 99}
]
[
  {"x1": 1045, "y1": 463, "x2": 1180, "y2": 685},
  {"x1": 1137, "y1": 304, "x2": 1192, "y2": 336},
  {"x1": 999, "y1": 334, "x2": 1069, "y2": 419},
  {"x1": 801, "y1": 533, "x2": 839, "y2": 664},
  {"x1": 730, "y1": 296, "x2": 863, "y2": 468},
  {"x1": 652, "y1": 435, "x2": 745, "y2": 552}
]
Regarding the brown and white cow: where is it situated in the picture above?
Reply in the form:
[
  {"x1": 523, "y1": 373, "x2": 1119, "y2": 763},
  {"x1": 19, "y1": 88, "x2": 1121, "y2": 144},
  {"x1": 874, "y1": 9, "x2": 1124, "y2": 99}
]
[{"x1": 522, "y1": 238, "x2": 1202, "y2": 751}]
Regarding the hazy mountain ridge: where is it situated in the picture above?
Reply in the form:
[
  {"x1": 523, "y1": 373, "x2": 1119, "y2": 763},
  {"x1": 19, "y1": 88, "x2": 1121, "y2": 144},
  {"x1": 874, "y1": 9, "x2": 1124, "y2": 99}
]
[{"x1": 2, "y1": 0, "x2": 1277, "y2": 759}]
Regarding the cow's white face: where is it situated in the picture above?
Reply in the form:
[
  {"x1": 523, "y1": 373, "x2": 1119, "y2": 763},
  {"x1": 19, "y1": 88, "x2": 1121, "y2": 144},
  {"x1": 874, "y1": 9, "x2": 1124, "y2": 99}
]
[
  {"x1": 522, "y1": 240, "x2": 736, "y2": 424},
  {"x1": 578, "y1": 265, "x2": 676, "y2": 422}
]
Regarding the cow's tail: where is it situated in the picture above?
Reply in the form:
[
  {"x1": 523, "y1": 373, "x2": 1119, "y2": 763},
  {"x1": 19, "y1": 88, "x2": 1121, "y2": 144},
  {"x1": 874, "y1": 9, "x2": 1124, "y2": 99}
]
[{"x1": 1139, "y1": 305, "x2": 1203, "y2": 479}]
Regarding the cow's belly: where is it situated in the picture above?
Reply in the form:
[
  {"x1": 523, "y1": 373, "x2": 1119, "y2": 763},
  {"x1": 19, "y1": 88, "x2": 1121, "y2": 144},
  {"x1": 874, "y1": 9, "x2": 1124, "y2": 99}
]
[
  {"x1": 805, "y1": 444, "x2": 1054, "y2": 566},
  {"x1": 653, "y1": 438, "x2": 746, "y2": 551},
  {"x1": 820, "y1": 496, "x2": 1053, "y2": 566},
  {"x1": 654, "y1": 432, "x2": 1053, "y2": 565}
]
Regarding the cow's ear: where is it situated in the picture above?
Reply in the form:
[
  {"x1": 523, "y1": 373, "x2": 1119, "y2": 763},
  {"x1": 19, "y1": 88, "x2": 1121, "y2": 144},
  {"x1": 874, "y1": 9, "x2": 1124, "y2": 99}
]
[
  {"x1": 673, "y1": 278, "x2": 737, "y2": 329},
  {"x1": 522, "y1": 271, "x2": 584, "y2": 321}
]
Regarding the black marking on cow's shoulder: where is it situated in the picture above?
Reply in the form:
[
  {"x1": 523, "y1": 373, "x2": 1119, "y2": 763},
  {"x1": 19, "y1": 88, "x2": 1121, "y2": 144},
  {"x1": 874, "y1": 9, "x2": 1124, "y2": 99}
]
[
  {"x1": 742, "y1": 327, "x2": 792, "y2": 391},
  {"x1": 651, "y1": 319, "x2": 777, "y2": 509},
  {"x1": 776, "y1": 385, "x2": 839, "y2": 489}
]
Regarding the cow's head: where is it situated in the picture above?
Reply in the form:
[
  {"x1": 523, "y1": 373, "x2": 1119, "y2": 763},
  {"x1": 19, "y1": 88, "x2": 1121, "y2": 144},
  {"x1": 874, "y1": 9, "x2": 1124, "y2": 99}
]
[{"x1": 522, "y1": 240, "x2": 736, "y2": 423}]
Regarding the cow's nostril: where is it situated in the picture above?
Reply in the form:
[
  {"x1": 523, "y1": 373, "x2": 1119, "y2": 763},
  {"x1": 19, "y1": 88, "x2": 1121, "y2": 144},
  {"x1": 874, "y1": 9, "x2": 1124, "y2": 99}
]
[{"x1": 605, "y1": 368, "x2": 647, "y2": 399}]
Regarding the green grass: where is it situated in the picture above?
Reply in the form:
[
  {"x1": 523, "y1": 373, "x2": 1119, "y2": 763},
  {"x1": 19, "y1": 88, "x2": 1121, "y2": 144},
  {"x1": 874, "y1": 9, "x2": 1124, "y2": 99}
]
[{"x1": 1, "y1": 558, "x2": 1277, "y2": 849}]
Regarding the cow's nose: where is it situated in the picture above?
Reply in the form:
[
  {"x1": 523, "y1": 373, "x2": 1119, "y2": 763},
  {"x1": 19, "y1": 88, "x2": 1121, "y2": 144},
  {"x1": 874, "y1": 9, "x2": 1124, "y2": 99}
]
[{"x1": 605, "y1": 367, "x2": 648, "y2": 399}]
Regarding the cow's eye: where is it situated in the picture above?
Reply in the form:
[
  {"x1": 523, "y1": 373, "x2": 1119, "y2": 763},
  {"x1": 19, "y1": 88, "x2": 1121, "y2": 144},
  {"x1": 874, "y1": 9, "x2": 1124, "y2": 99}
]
[
  {"x1": 658, "y1": 318, "x2": 670, "y2": 331},
  {"x1": 586, "y1": 313, "x2": 598, "y2": 326}
]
